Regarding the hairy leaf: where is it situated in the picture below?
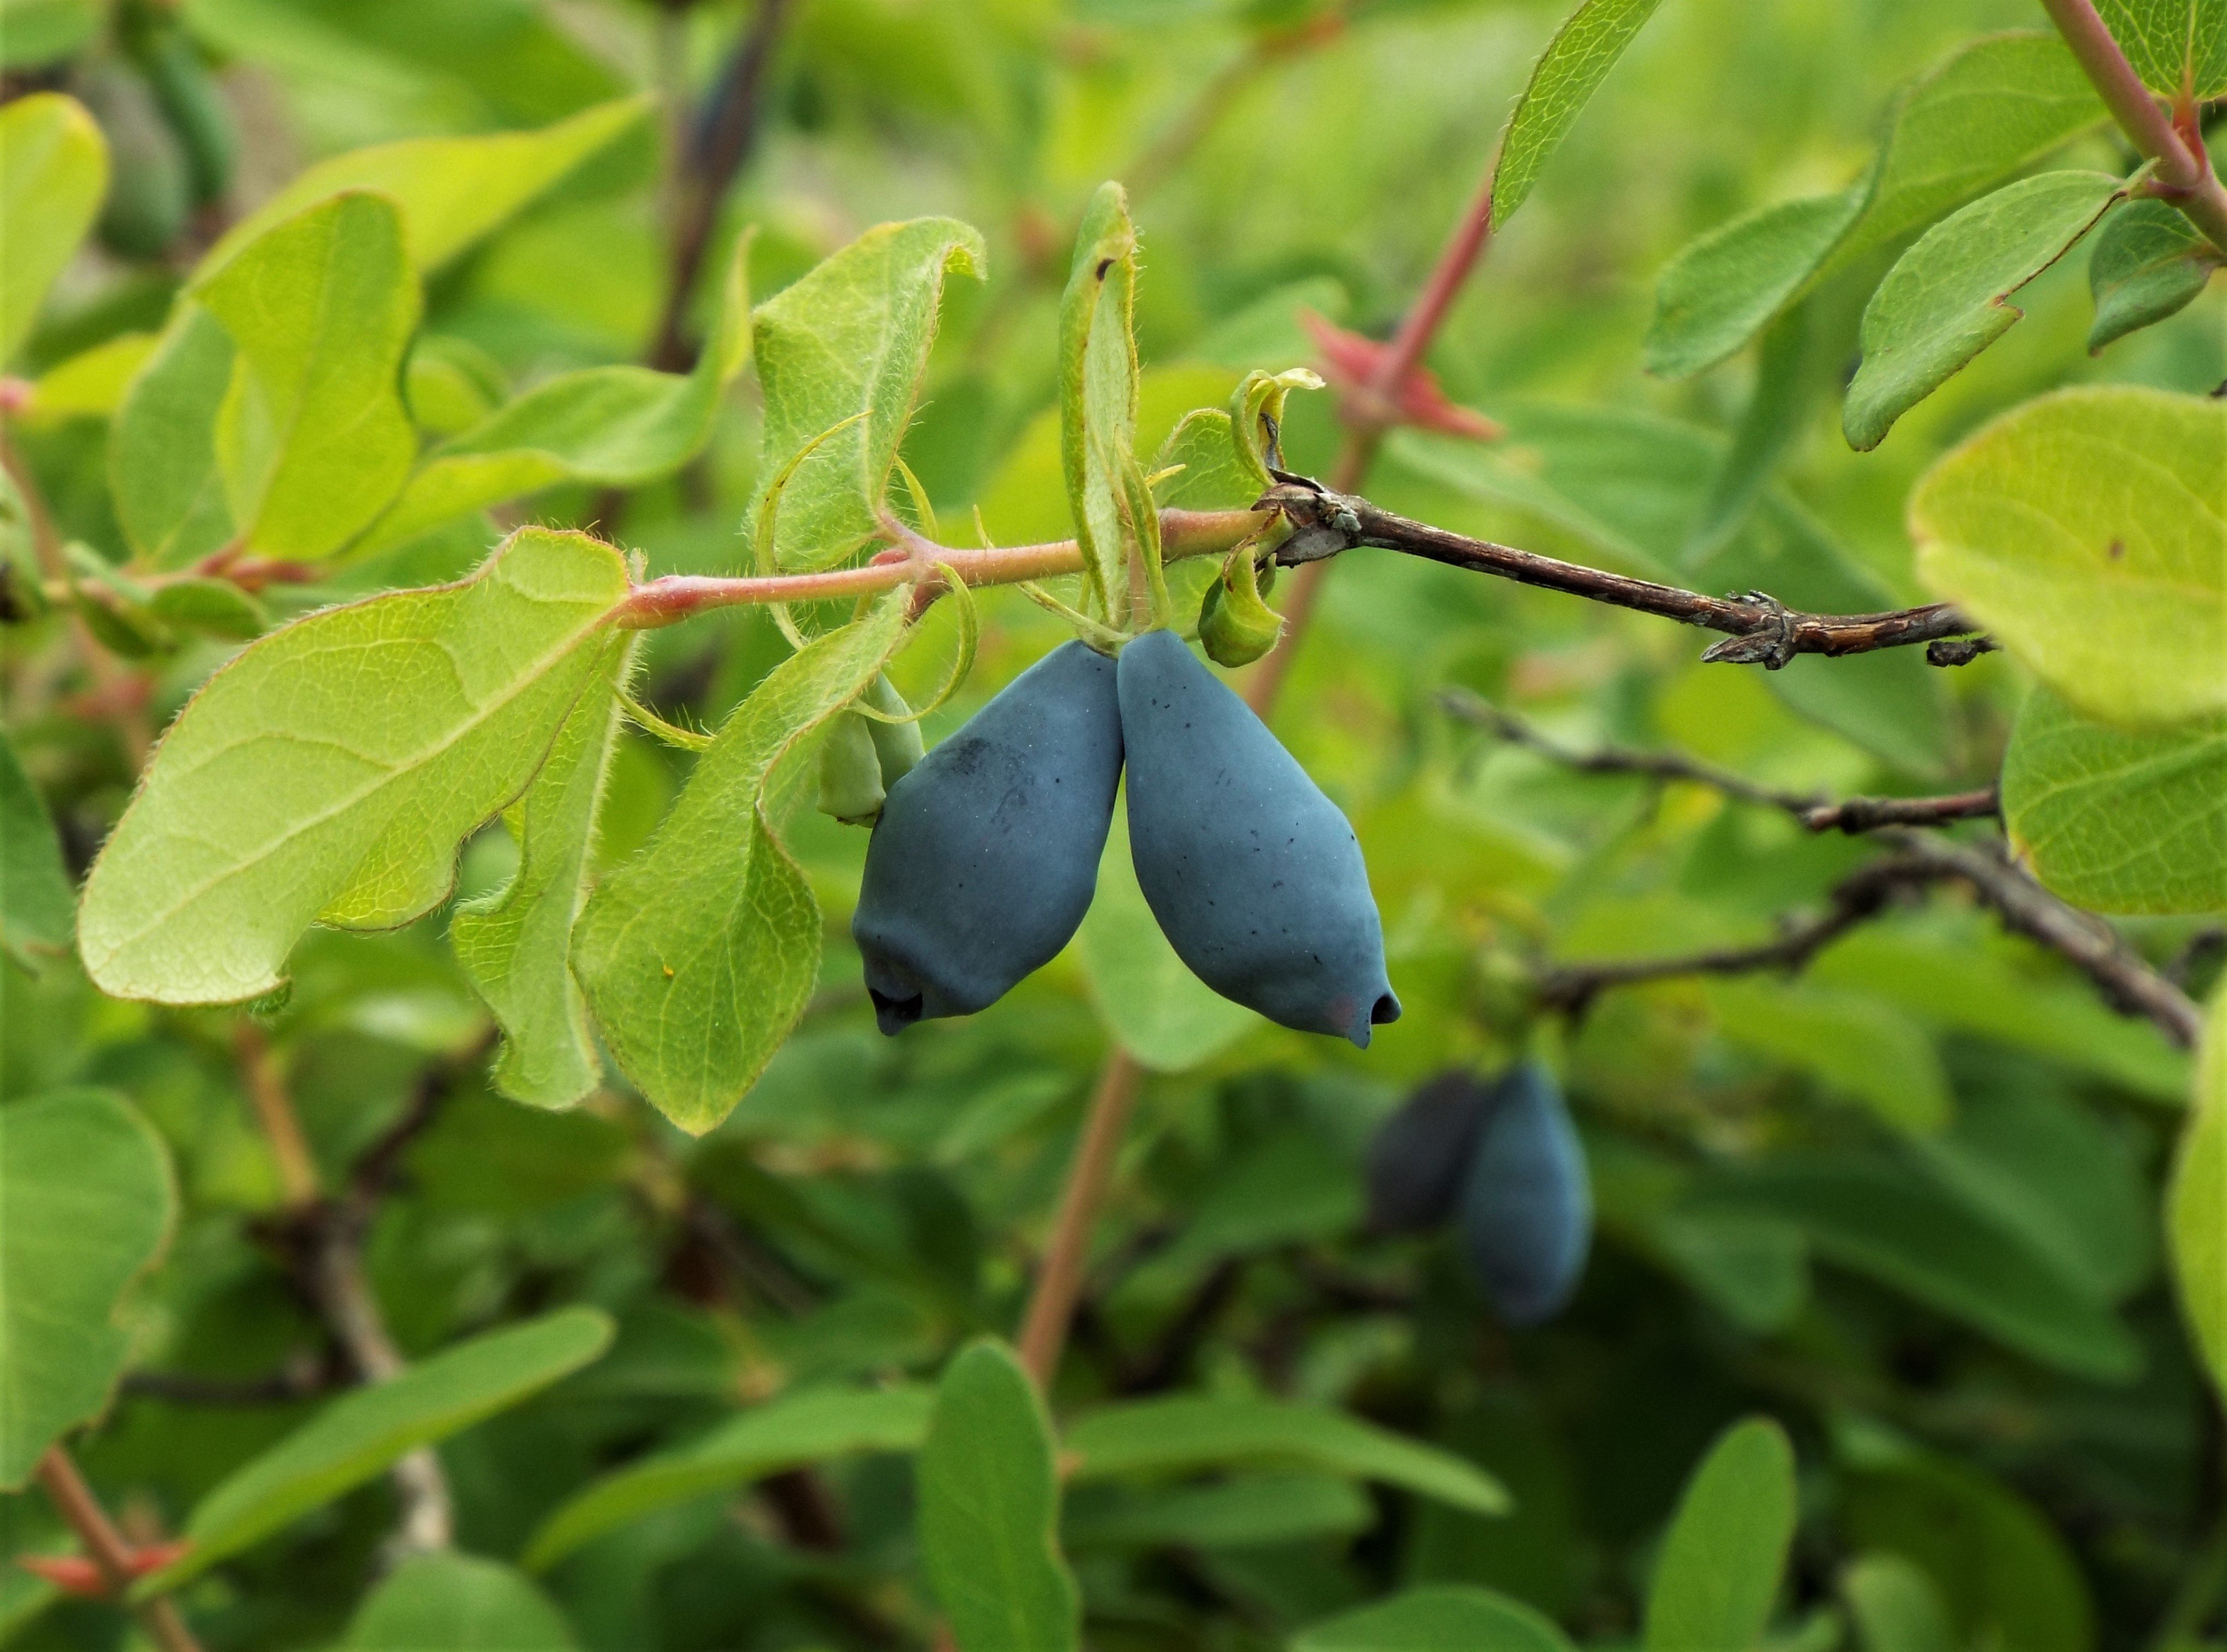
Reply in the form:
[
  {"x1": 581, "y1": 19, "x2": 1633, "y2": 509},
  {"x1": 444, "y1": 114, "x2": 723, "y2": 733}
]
[
  {"x1": 1643, "y1": 1417, "x2": 1795, "y2": 1652},
  {"x1": 1491, "y1": 0, "x2": 1666, "y2": 230},
  {"x1": 0, "y1": 727, "x2": 74, "y2": 967},
  {"x1": 147, "y1": 1307, "x2": 614, "y2": 1593},
  {"x1": 452, "y1": 634, "x2": 635, "y2": 1108},
  {"x1": 110, "y1": 304, "x2": 238, "y2": 565},
  {"x1": 1844, "y1": 172, "x2": 2121, "y2": 451},
  {"x1": 2094, "y1": 0, "x2": 2227, "y2": 97},
  {"x1": 1060, "y1": 183, "x2": 1142, "y2": 617},
  {"x1": 196, "y1": 191, "x2": 421, "y2": 558},
  {"x1": 79, "y1": 529, "x2": 630, "y2": 1005},
  {"x1": 1066, "y1": 1396, "x2": 1509, "y2": 1515},
  {"x1": 751, "y1": 218, "x2": 984, "y2": 570},
  {"x1": 523, "y1": 1384, "x2": 932, "y2": 1571},
  {"x1": 2003, "y1": 685, "x2": 2227, "y2": 914},
  {"x1": 2171, "y1": 989, "x2": 2227, "y2": 1403},
  {"x1": 0, "y1": 93, "x2": 106, "y2": 363},
  {"x1": 1296, "y1": 1585, "x2": 1577, "y2": 1652},
  {"x1": 343, "y1": 1554, "x2": 576, "y2": 1651},
  {"x1": 2087, "y1": 199, "x2": 2220, "y2": 351},
  {"x1": 1911, "y1": 387, "x2": 2227, "y2": 726},
  {"x1": 572, "y1": 593, "x2": 910, "y2": 1132},
  {"x1": 0, "y1": 1090, "x2": 176, "y2": 1488}
]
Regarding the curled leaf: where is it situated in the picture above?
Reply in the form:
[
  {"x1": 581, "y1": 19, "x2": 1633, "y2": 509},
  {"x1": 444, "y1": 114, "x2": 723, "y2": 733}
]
[{"x1": 1198, "y1": 542, "x2": 1283, "y2": 668}]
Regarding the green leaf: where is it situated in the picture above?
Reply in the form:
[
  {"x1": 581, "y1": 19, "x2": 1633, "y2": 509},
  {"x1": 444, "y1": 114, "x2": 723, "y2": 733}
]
[
  {"x1": 0, "y1": 94, "x2": 106, "y2": 365},
  {"x1": 1682, "y1": 306, "x2": 1821, "y2": 561},
  {"x1": 78, "y1": 528, "x2": 630, "y2": 1006},
  {"x1": 1841, "y1": 1554, "x2": 1955, "y2": 1652},
  {"x1": 1491, "y1": 0, "x2": 1666, "y2": 230},
  {"x1": 1066, "y1": 1396, "x2": 1509, "y2": 1516},
  {"x1": 0, "y1": 727, "x2": 75, "y2": 967},
  {"x1": 344, "y1": 1554, "x2": 576, "y2": 1651},
  {"x1": 2088, "y1": 198, "x2": 2222, "y2": 352},
  {"x1": 1063, "y1": 1473, "x2": 1374, "y2": 1551},
  {"x1": 0, "y1": 1090, "x2": 177, "y2": 1488},
  {"x1": 110, "y1": 304, "x2": 238, "y2": 565},
  {"x1": 24, "y1": 331, "x2": 156, "y2": 423},
  {"x1": 146, "y1": 1307, "x2": 613, "y2": 1593},
  {"x1": 1645, "y1": 33, "x2": 2103, "y2": 378},
  {"x1": 917, "y1": 1340, "x2": 1080, "y2": 1652},
  {"x1": 1079, "y1": 801, "x2": 1262, "y2": 1071},
  {"x1": 0, "y1": 0, "x2": 100, "y2": 69},
  {"x1": 195, "y1": 191, "x2": 421, "y2": 558},
  {"x1": 2094, "y1": 0, "x2": 2227, "y2": 98},
  {"x1": 197, "y1": 95, "x2": 648, "y2": 276},
  {"x1": 1689, "y1": 1155, "x2": 2142, "y2": 1380},
  {"x1": 364, "y1": 234, "x2": 752, "y2": 553},
  {"x1": 1911, "y1": 386, "x2": 2227, "y2": 726},
  {"x1": 1060, "y1": 182, "x2": 1141, "y2": 617},
  {"x1": 452, "y1": 635, "x2": 634, "y2": 1108},
  {"x1": 1643, "y1": 1417, "x2": 1795, "y2": 1652},
  {"x1": 1705, "y1": 978, "x2": 1950, "y2": 1134},
  {"x1": 1843, "y1": 172, "x2": 2122, "y2": 451},
  {"x1": 572, "y1": 592, "x2": 911, "y2": 1133},
  {"x1": 146, "y1": 576, "x2": 267, "y2": 640},
  {"x1": 1293, "y1": 1585, "x2": 1577, "y2": 1652},
  {"x1": 523, "y1": 1383, "x2": 932, "y2": 1572},
  {"x1": 751, "y1": 218, "x2": 985, "y2": 571},
  {"x1": 2002, "y1": 685, "x2": 2226, "y2": 914},
  {"x1": 2170, "y1": 988, "x2": 2227, "y2": 1402}
]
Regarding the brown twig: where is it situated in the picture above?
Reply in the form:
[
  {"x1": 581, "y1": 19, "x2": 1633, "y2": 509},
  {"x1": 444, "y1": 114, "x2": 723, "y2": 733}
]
[
  {"x1": 120, "y1": 1361, "x2": 336, "y2": 1406},
  {"x1": 1800, "y1": 789, "x2": 1999, "y2": 834},
  {"x1": 1016, "y1": 1053, "x2": 1146, "y2": 1387},
  {"x1": 32, "y1": 1447, "x2": 203, "y2": 1652},
  {"x1": 234, "y1": 1021, "x2": 318, "y2": 1209}
]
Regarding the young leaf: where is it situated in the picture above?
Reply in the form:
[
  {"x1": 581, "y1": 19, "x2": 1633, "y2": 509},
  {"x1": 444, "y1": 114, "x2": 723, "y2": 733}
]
[
  {"x1": 2092, "y1": 0, "x2": 2227, "y2": 98},
  {"x1": 0, "y1": 1090, "x2": 177, "y2": 1488},
  {"x1": 2087, "y1": 199, "x2": 2222, "y2": 352},
  {"x1": 1841, "y1": 1554, "x2": 1956, "y2": 1652},
  {"x1": 751, "y1": 218, "x2": 984, "y2": 571},
  {"x1": 1843, "y1": 171, "x2": 2121, "y2": 451},
  {"x1": 110, "y1": 303, "x2": 237, "y2": 565},
  {"x1": 196, "y1": 190, "x2": 421, "y2": 558},
  {"x1": 0, "y1": 726, "x2": 75, "y2": 967},
  {"x1": 2002, "y1": 685, "x2": 2227, "y2": 914},
  {"x1": 1060, "y1": 182, "x2": 1141, "y2": 617},
  {"x1": 452, "y1": 634, "x2": 636, "y2": 1109},
  {"x1": 144, "y1": 1307, "x2": 614, "y2": 1593},
  {"x1": 572, "y1": 592, "x2": 911, "y2": 1132},
  {"x1": 21, "y1": 331, "x2": 155, "y2": 423},
  {"x1": 523, "y1": 1384, "x2": 932, "y2": 1571},
  {"x1": 917, "y1": 1340, "x2": 1081, "y2": 1652},
  {"x1": 1911, "y1": 387, "x2": 2227, "y2": 726},
  {"x1": 363, "y1": 232, "x2": 753, "y2": 553},
  {"x1": 0, "y1": 93, "x2": 106, "y2": 364},
  {"x1": 343, "y1": 1554, "x2": 576, "y2": 1651},
  {"x1": 1065, "y1": 1396, "x2": 1509, "y2": 1516},
  {"x1": 1295, "y1": 1585, "x2": 1577, "y2": 1652},
  {"x1": 1646, "y1": 187, "x2": 1872, "y2": 382},
  {"x1": 78, "y1": 528, "x2": 630, "y2": 1006},
  {"x1": 197, "y1": 95, "x2": 649, "y2": 276},
  {"x1": 1642, "y1": 1417, "x2": 1795, "y2": 1652},
  {"x1": 1490, "y1": 0, "x2": 1666, "y2": 231},
  {"x1": 2171, "y1": 988, "x2": 2227, "y2": 1403}
]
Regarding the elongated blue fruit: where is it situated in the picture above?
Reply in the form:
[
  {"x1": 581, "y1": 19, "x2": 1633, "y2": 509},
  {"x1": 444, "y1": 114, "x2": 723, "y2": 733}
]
[
  {"x1": 1458, "y1": 1063, "x2": 1591, "y2": 1326},
  {"x1": 853, "y1": 641, "x2": 1123, "y2": 1033},
  {"x1": 1117, "y1": 629, "x2": 1398, "y2": 1047},
  {"x1": 1367, "y1": 1070, "x2": 1494, "y2": 1233}
]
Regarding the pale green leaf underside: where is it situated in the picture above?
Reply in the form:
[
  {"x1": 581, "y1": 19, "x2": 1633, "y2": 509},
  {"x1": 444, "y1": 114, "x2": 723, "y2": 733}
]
[
  {"x1": 1491, "y1": 0, "x2": 1666, "y2": 230},
  {"x1": 2088, "y1": 199, "x2": 2221, "y2": 352},
  {"x1": 2170, "y1": 990, "x2": 2227, "y2": 1404},
  {"x1": 112, "y1": 303, "x2": 237, "y2": 565},
  {"x1": 0, "y1": 1090, "x2": 176, "y2": 1489},
  {"x1": 1296, "y1": 1585, "x2": 1577, "y2": 1652},
  {"x1": 148, "y1": 1307, "x2": 613, "y2": 1594},
  {"x1": 1643, "y1": 1417, "x2": 1795, "y2": 1652},
  {"x1": 1062, "y1": 182, "x2": 1140, "y2": 616},
  {"x1": 523, "y1": 1385, "x2": 932, "y2": 1571},
  {"x1": 919, "y1": 1341, "x2": 1081, "y2": 1652},
  {"x1": 343, "y1": 1554, "x2": 577, "y2": 1651},
  {"x1": 2095, "y1": 0, "x2": 2227, "y2": 97},
  {"x1": 0, "y1": 92, "x2": 106, "y2": 364},
  {"x1": 197, "y1": 191, "x2": 422, "y2": 558},
  {"x1": 2003, "y1": 685, "x2": 2227, "y2": 914},
  {"x1": 752, "y1": 218, "x2": 986, "y2": 571},
  {"x1": 1065, "y1": 1396, "x2": 1509, "y2": 1516},
  {"x1": 452, "y1": 635, "x2": 635, "y2": 1108},
  {"x1": 1912, "y1": 386, "x2": 2227, "y2": 727},
  {"x1": 79, "y1": 529, "x2": 629, "y2": 1005},
  {"x1": 197, "y1": 95, "x2": 649, "y2": 276},
  {"x1": 572, "y1": 593, "x2": 911, "y2": 1133},
  {"x1": 0, "y1": 726, "x2": 76, "y2": 965},
  {"x1": 1845, "y1": 171, "x2": 2121, "y2": 451}
]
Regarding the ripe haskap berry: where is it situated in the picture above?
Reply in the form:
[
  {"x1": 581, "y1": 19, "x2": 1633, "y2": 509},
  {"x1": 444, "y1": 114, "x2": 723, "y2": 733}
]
[
  {"x1": 853, "y1": 641, "x2": 1123, "y2": 1033},
  {"x1": 1116, "y1": 629, "x2": 1398, "y2": 1047},
  {"x1": 1367, "y1": 1070, "x2": 1495, "y2": 1233},
  {"x1": 1458, "y1": 1062, "x2": 1591, "y2": 1327}
]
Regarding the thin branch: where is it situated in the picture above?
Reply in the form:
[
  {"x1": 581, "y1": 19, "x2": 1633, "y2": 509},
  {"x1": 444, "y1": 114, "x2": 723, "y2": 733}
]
[
  {"x1": 1801, "y1": 789, "x2": 1999, "y2": 834},
  {"x1": 32, "y1": 1447, "x2": 203, "y2": 1652},
  {"x1": 121, "y1": 1361, "x2": 336, "y2": 1406},
  {"x1": 1016, "y1": 1053, "x2": 1146, "y2": 1387},
  {"x1": 234, "y1": 1021, "x2": 318, "y2": 1209}
]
